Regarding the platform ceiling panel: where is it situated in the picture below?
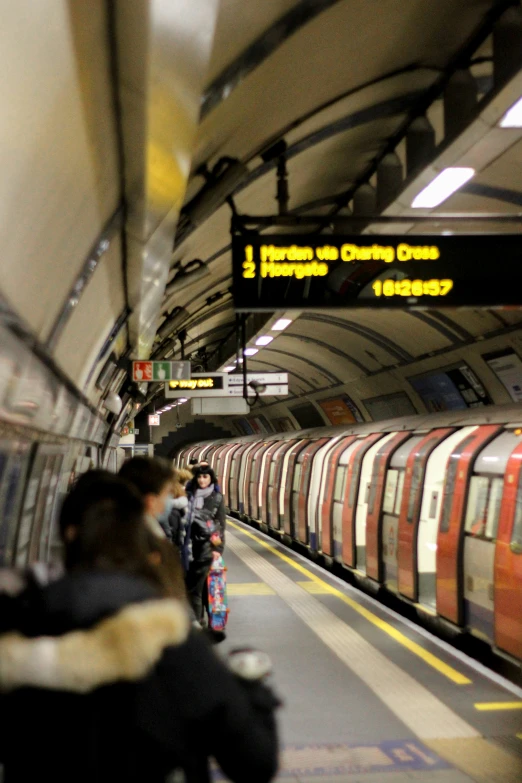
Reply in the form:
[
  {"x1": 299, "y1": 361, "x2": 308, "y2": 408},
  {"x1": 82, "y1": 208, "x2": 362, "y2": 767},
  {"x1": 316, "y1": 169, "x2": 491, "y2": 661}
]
[
  {"x1": 53, "y1": 237, "x2": 125, "y2": 389},
  {"x1": 0, "y1": 0, "x2": 119, "y2": 341},
  {"x1": 195, "y1": 0, "x2": 493, "y2": 166}
]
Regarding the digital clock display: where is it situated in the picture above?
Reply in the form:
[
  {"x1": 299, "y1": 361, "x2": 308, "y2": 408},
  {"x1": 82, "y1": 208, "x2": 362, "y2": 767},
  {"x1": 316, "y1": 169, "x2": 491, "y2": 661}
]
[{"x1": 232, "y1": 234, "x2": 522, "y2": 311}]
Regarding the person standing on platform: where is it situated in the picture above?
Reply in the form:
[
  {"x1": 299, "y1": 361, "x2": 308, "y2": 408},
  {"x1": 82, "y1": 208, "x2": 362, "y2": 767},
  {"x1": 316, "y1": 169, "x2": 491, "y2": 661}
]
[
  {"x1": 0, "y1": 470, "x2": 280, "y2": 783},
  {"x1": 184, "y1": 466, "x2": 225, "y2": 629},
  {"x1": 119, "y1": 456, "x2": 174, "y2": 540}
]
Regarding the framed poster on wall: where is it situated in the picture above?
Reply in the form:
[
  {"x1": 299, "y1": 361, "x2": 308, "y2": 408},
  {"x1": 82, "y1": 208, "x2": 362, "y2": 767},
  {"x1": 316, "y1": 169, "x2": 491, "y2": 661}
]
[
  {"x1": 362, "y1": 391, "x2": 417, "y2": 421},
  {"x1": 409, "y1": 363, "x2": 491, "y2": 412},
  {"x1": 317, "y1": 395, "x2": 364, "y2": 425},
  {"x1": 483, "y1": 349, "x2": 522, "y2": 402}
]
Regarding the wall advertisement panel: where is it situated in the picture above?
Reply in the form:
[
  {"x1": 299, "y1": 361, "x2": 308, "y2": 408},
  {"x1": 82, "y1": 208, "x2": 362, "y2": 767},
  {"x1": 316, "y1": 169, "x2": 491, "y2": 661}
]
[
  {"x1": 318, "y1": 395, "x2": 364, "y2": 425},
  {"x1": 409, "y1": 363, "x2": 492, "y2": 412},
  {"x1": 483, "y1": 349, "x2": 522, "y2": 402}
]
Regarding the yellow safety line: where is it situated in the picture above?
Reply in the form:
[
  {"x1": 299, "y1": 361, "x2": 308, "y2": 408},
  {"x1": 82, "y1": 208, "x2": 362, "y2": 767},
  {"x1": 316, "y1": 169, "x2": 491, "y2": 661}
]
[
  {"x1": 516, "y1": 733, "x2": 522, "y2": 740},
  {"x1": 475, "y1": 702, "x2": 522, "y2": 711},
  {"x1": 228, "y1": 520, "x2": 471, "y2": 685},
  {"x1": 227, "y1": 582, "x2": 275, "y2": 595}
]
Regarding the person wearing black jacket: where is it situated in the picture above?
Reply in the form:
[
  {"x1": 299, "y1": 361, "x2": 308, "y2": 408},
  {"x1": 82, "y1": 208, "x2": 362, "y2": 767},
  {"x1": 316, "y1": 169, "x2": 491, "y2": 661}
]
[
  {"x1": 184, "y1": 466, "x2": 226, "y2": 626},
  {"x1": 0, "y1": 471, "x2": 279, "y2": 783}
]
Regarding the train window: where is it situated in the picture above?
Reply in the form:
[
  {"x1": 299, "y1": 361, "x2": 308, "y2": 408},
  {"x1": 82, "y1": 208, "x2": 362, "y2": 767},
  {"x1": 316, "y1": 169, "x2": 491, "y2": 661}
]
[
  {"x1": 485, "y1": 477, "x2": 503, "y2": 540},
  {"x1": 230, "y1": 458, "x2": 236, "y2": 478},
  {"x1": 293, "y1": 463, "x2": 302, "y2": 491},
  {"x1": 465, "y1": 476, "x2": 489, "y2": 537},
  {"x1": 383, "y1": 470, "x2": 398, "y2": 514},
  {"x1": 511, "y1": 474, "x2": 522, "y2": 551},
  {"x1": 333, "y1": 466, "x2": 347, "y2": 501},
  {"x1": 269, "y1": 460, "x2": 277, "y2": 485},
  {"x1": 439, "y1": 434, "x2": 476, "y2": 533},
  {"x1": 394, "y1": 470, "x2": 406, "y2": 516},
  {"x1": 439, "y1": 456, "x2": 459, "y2": 533},
  {"x1": 348, "y1": 448, "x2": 365, "y2": 508}
]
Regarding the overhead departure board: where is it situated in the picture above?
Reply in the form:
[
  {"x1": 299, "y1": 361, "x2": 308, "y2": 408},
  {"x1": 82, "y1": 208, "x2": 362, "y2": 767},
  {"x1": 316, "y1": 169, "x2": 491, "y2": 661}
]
[{"x1": 232, "y1": 234, "x2": 522, "y2": 310}]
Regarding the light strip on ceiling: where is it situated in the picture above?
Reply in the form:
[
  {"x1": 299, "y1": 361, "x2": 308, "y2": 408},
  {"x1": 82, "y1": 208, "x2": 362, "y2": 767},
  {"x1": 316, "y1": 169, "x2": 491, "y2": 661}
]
[
  {"x1": 411, "y1": 167, "x2": 475, "y2": 208},
  {"x1": 499, "y1": 96, "x2": 522, "y2": 128},
  {"x1": 272, "y1": 318, "x2": 292, "y2": 330}
]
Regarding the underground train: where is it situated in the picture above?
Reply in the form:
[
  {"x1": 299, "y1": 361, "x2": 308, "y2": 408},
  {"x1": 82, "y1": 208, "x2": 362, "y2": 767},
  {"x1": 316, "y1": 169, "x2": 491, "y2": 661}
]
[{"x1": 176, "y1": 403, "x2": 522, "y2": 665}]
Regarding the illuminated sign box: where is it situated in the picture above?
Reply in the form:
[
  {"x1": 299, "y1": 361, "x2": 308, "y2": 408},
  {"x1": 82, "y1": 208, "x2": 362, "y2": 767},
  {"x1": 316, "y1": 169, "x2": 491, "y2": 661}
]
[
  {"x1": 232, "y1": 234, "x2": 522, "y2": 310},
  {"x1": 165, "y1": 374, "x2": 225, "y2": 398}
]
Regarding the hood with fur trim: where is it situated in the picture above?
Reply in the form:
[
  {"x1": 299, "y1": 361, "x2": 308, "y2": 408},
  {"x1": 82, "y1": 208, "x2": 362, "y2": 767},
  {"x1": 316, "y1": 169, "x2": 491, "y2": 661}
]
[{"x1": 0, "y1": 599, "x2": 189, "y2": 694}]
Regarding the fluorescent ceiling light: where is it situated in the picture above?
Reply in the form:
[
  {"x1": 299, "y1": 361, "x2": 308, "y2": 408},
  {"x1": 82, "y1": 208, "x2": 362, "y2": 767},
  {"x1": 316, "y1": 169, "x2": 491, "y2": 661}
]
[
  {"x1": 255, "y1": 335, "x2": 273, "y2": 346},
  {"x1": 178, "y1": 398, "x2": 188, "y2": 403},
  {"x1": 411, "y1": 167, "x2": 475, "y2": 208},
  {"x1": 223, "y1": 365, "x2": 236, "y2": 371},
  {"x1": 272, "y1": 318, "x2": 292, "y2": 331},
  {"x1": 500, "y1": 96, "x2": 522, "y2": 128},
  {"x1": 244, "y1": 348, "x2": 258, "y2": 356}
]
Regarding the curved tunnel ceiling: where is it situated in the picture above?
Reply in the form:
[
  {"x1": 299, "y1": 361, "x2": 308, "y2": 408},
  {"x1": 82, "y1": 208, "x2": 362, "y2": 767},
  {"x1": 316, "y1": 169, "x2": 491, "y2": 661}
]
[{"x1": 148, "y1": 0, "x2": 522, "y2": 421}]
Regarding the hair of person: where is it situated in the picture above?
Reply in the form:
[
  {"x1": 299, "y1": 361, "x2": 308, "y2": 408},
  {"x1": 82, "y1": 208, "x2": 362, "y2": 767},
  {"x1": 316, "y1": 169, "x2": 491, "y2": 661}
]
[
  {"x1": 59, "y1": 471, "x2": 163, "y2": 592},
  {"x1": 193, "y1": 465, "x2": 217, "y2": 486},
  {"x1": 189, "y1": 458, "x2": 198, "y2": 465},
  {"x1": 118, "y1": 456, "x2": 174, "y2": 498},
  {"x1": 145, "y1": 532, "x2": 187, "y2": 601},
  {"x1": 175, "y1": 468, "x2": 193, "y2": 485}
]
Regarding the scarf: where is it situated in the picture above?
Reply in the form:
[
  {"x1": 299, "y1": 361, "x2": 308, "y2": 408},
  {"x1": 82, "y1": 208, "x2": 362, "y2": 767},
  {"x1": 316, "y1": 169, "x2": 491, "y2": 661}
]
[
  {"x1": 179, "y1": 485, "x2": 215, "y2": 572},
  {"x1": 193, "y1": 484, "x2": 214, "y2": 509}
]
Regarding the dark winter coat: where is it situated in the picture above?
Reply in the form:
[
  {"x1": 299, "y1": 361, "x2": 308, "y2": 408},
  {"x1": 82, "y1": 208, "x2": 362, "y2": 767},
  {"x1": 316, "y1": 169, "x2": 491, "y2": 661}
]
[
  {"x1": 185, "y1": 488, "x2": 226, "y2": 567},
  {"x1": 0, "y1": 571, "x2": 279, "y2": 783},
  {"x1": 168, "y1": 495, "x2": 189, "y2": 548}
]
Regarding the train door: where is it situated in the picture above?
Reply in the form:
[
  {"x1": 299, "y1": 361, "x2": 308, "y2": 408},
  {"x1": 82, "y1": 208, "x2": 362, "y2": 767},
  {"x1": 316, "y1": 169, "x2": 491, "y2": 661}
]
[
  {"x1": 257, "y1": 442, "x2": 277, "y2": 522},
  {"x1": 221, "y1": 444, "x2": 240, "y2": 505},
  {"x1": 380, "y1": 435, "x2": 424, "y2": 592},
  {"x1": 354, "y1": 433, "x2": 396, "y2": 573},
  {"x1": 342, "y1": 433, "x2": 383, "y2": 568},
  {"x1": 271, "y1": 440, "x2": 296, "y2": 530},
  {"x1": 261, "y1": 441, "x2": 284, "y2": 526},
  {"x1": 462, "y1": 431, "x2": 520, "y2": 644},
  {"x1": 237, "y1": 442, "x2": 257, "y2": 513},
  {"x1": 326, "y1": 438, "x2": 359, "y2": 559},
  {"x1": 282, "y1": 441, "x2": 309, "y2": 538},
  {"x1": 396, "y1": 428, "x2": 454, "y2": 600},
  {"x1": 213, "y1": 445, "x2": 228, "y2": 488},
  {"x1": 436, "y1": 425, "x2": 501, "y2": 626},
  {"x1": 243, "y1": 442, "x2": 265, "y2": 517},
  {"x1": 249, "y1": 443, "x2": 272, "y2": 519},
  {"x1": 296, "y1": 438, "x2": 329, "y2": 548},
  {"x1": 366, "y1": 433, "x2": 412, "y2": 582},
  {"x1": 495, "y1": 439, "x2": 522, "y2": 660},
  {"x1": 309, "y1": 436, "x2": 344, "y2": 553},
  {"x1": 290, "y1": 445, "x2": 307, "y2": 541},
  {"x1": 414, "y1": 426, "x2": 478, "y2": 609}
]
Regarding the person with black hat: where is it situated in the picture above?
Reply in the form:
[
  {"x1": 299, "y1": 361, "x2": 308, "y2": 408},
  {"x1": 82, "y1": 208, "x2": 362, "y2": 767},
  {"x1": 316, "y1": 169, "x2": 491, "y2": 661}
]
[{"x1": 184, "y1": 465, "x2": 226, "y2": 629}]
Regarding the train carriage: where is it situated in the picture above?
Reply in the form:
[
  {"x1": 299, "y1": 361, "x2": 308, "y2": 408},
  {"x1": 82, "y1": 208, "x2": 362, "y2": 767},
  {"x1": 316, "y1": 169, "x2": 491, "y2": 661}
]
[{"x1": 178, "y1": 403, "x2": 522, "y2": 663}]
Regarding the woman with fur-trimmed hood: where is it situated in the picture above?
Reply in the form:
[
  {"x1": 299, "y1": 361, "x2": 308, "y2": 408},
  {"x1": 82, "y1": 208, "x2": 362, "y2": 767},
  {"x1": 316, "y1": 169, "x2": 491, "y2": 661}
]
[{"x1": 0, "y1": 471, "x2": 279, "y2": 783}]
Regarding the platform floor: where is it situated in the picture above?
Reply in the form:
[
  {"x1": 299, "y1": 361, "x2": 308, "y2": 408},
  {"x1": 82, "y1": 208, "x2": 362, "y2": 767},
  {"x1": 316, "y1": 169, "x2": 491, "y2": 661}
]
[{"x1": 215, "y1": 519, "x2": 522, "y2": 783}]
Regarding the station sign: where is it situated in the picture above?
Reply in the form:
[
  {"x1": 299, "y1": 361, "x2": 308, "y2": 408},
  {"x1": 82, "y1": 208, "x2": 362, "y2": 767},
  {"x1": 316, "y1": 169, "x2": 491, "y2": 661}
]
[
  {"x1": 166, "y1": 374, "x2": 226, "y2": 398},
  {"x1": 232, "y1": 234, "x2": 522, "y2": 310},
  {"x1": 165, "y1": 372, "x2": 288, "y2": 398},
  {"x1": 148, "y1": 414, "x2": 160, "y2": 426},
  {"x1": 132, "y1": 361, "x2": 191, "y2": 382},
  {"x1": 228, "y1": 373, "x2": 288, "y2": 386}
]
